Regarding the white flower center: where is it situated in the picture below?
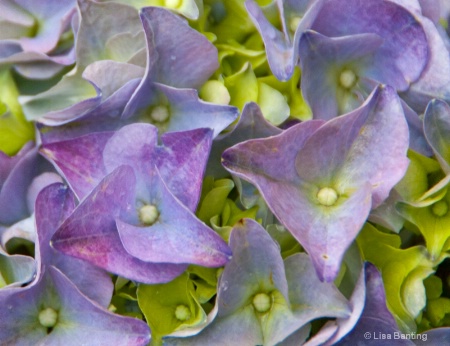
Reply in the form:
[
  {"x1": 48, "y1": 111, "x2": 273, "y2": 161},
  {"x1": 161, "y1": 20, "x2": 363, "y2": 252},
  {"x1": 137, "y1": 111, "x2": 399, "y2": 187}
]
[
  {"x1": 252, "y1": 293, "x2": 271, "y2": 313},
  {"x1": 150, "y1": 105, "x2": 170, "y2": 123},
  {"x1": 339, "y1": 69, "x2": 357, "y2": 89},
  {"x1": 175, "y1": 305, "x2": 191, "y2": 321},
  {"x1": 139, "y1": 205, "x2": 159, "y2": 225},
  {"x1": 317, "y1": 187, "x2": 339, "y2": 206},
  {"x1": 38, "y1": 307, "x2": 58, "y2": 328}
]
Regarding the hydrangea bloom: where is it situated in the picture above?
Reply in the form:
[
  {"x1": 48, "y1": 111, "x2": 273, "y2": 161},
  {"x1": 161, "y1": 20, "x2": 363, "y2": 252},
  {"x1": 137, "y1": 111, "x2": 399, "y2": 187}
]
[{"x1": 222, "y1": 85, "x2": 409, "y2": 281}]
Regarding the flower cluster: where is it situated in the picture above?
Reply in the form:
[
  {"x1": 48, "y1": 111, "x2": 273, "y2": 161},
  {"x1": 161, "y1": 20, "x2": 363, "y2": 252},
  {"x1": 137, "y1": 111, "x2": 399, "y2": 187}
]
[{"x1": 1, "y1": 0, "x2": 450, "y2": 345}]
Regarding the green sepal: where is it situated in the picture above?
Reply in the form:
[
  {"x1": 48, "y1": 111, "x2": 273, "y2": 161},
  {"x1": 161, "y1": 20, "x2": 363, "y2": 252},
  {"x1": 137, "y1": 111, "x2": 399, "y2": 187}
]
[
  {"x1": 0, "y1": 69, "x2": 34, "y2": 155},
  {"x1": 395, "y1": 150, "x2": 441, "y2": 203},
  {"x1": 110, "y1": 280, "x2": 143, "y2": 319},
  {"x1": 424, "y1": 275, "x2": 443, "y2": 300},
  {"x1": 137, "y1": 272, "x2": 206, "y2": 344},
  {"x1": 258, "y1": 68, "x2": 312, "y2": 121},
  {"x1": 197, "y1": 177, "x2": 234, "y2": 225},
  {"x1": 356, "y1": 223, "x2": 434, "y2": 333},
  {"x1": 425, "y1": 297, "x2": 450, "y2": 327},
  {"x1": 266, "y1": 224, "x2": 302, "y2": 259},
  {"x1": 224, "y1": 63, "x2": 259, "y2": 110},
  {"x1": 187, "y1": 265, "x2": 219, "y2": 304},
  {"x1": 397, "y1": 191, "x2": 450, "y2": 261}
]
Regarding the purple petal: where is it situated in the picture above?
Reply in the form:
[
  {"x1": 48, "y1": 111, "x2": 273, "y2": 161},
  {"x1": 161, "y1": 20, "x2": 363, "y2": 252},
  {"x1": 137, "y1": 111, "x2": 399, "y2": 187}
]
[
  {"x1": 218, "y1": 219, "x2": 289, "y2": 317},
  {"x1": 311, "y1": 0, "x2": 428, "y2": 88},
  {"x1": 400, "y1": 17, "x2": 450, "y2": 112},
  {"x1": 51, "y1": 165, "x2": 187, "y2": 283},
  {"x1": 35, "y1": 183, "x2": 113, "y2": 307},
  {"x1": 423, "y1": 99, "x2": 450, "y2": 173},
  {"x1": 0, "y1": 142, "x2": 39, "y2": 224},
  {"x1": 0, "y1": 266, "x2": 151, "y2": 345},
  {"x1": 298, "y1": 31, "x2": 383, "y2": 118},
  {"x1": 295, "y1": 85, "x2": 409, "y2": 208},
  {"x1": 41, "y1": 132, "x2": 113, "y2": 200},
  {"x1": 207, "y1": 102, "x2": 282, "y2": 177},
  {"x1": 334, "y1": 263, "x2": 412, "y2": 345},
  {"x1": 117, "y1": 170, "x2": 230, "y2": 267},
  {"x1": 140, "y1": 7, "x2": 218, "y2": 88},
  {"x1": 157, "y1": 128, "x2": 213, "y2": 211}
]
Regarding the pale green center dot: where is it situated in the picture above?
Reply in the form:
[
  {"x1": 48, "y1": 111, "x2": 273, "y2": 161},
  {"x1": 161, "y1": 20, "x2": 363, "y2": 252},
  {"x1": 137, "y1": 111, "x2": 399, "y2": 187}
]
[
  {"x1": 432, "y1": 200, "x2": 448, "y2": 217},
  {"x1": 38, "y1": 307, "x2": 58, "y2": 328},
  {"x1": 175, "y1": 305, "x2": 191, "y2": 321},
  {"x1": 289, "y1": 16, "x2": 302, "y2": 32},
  {"x1": 139, "y1": 204, "x2": 159, "y2": 225},
  {"x1": 150, "y1": 105, "x2": 170, "y2": 123},
  {"x1": 199, "y1": 80, "x2": 231, "y2": 105},
  {"x1": 164, "y1": 0, "x2": 182, "y2": 9},
  {"x1": 252, "y1": 293, "x2": 271, "y2": 313},
  {"x1": 317, "y1": 187, "x2": 339, "y2": 206},
  {"x1": 339, "y1": 69, "x2": 357, "y2": 89}
]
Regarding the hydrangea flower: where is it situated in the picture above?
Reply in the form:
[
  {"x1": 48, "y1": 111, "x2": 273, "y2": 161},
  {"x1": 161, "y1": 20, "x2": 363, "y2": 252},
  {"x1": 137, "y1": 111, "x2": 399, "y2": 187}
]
[
  {"x1": 222, "y1": 85, "x2": 409, "y2": 281},
  {"x1": 165, "y1": 219, "x2": 350, "y2": 345},
  {"x1": 42, "y1": 124, "x2": 231, "y2": 283}
]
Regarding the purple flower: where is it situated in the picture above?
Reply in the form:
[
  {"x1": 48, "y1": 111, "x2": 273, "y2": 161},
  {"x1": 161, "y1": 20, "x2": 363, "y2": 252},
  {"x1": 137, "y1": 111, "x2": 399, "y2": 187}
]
[
  {"x1": 222, "y1": 86, "x2": 409, "y2": 281},
  {"x1": 43, "y1": 124, "x2": 231, "y2": 283}
]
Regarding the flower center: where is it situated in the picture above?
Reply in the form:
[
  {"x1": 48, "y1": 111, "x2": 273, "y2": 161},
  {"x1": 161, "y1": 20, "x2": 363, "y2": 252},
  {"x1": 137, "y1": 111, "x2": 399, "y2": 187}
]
[
  {"x1": 432, "y1": 200, "x2": 448, "y2": 217},
  {"x1": 38, "y1": 307, "x2": 58, "y2": 328},
  {"x1": 138, "y1": 204, "x2": 159, "y2": 225},
  {"x1": 317, "y1": 187, "x2": 339, "y2": 206},
  {"x1": 164, "y1": 0, "x2": 182, "y2": 9},
  {"x1": 150, "y1": 105, "x2": 170, "y2": 123},
  {"x1": 175, "y1": 305, "x2": 191, "y2": 321},
  {"x1": 339, "y1": 69, "x2": 357, "y2": 89},
  {"x1": 252, "y1": 292, "x2": 271, "y2": 313}
]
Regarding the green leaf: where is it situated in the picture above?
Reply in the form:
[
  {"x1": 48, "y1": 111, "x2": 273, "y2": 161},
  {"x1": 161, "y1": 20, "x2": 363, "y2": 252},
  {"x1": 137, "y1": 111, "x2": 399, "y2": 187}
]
[
  {"x1": 356, "y1": 223, "x2": 434, "y2": 333},
  {"x1": 137, "y1": 272, "x2": 206, "y2": 343}
]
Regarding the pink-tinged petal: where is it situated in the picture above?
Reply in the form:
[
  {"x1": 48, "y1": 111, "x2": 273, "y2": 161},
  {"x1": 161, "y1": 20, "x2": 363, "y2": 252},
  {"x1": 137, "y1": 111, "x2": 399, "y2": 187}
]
[
  {"x1": 140, "y1": 7, "x2": 218, "y2": 89},
  {"x1": 157, "y1": 128, "x2": 213, "y2": 211},
  {"x1": 41, "y1": 132, "x2": 113, "y2": 200},
  {"x1": 296, "y1": 85, "x2": 409, "y2": 208},
  {"x1": 102, "y1": 123, "x2": 158, "y2": 182},
  {"x1": 423, "y1": 99, "x2": 450, "y2": 173},
  {"x1": 117, "y1": 170, "x2": 230, "y2": 267},
  {"x1": 35, "y1": 183, "x2": 113, "y2": 307},
  {"x1": 51, "y1": 165, "x2": 187, "y2": 284},
  {"x1": 222, "y1": 119, "x2": 324, "y2": 184}
]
